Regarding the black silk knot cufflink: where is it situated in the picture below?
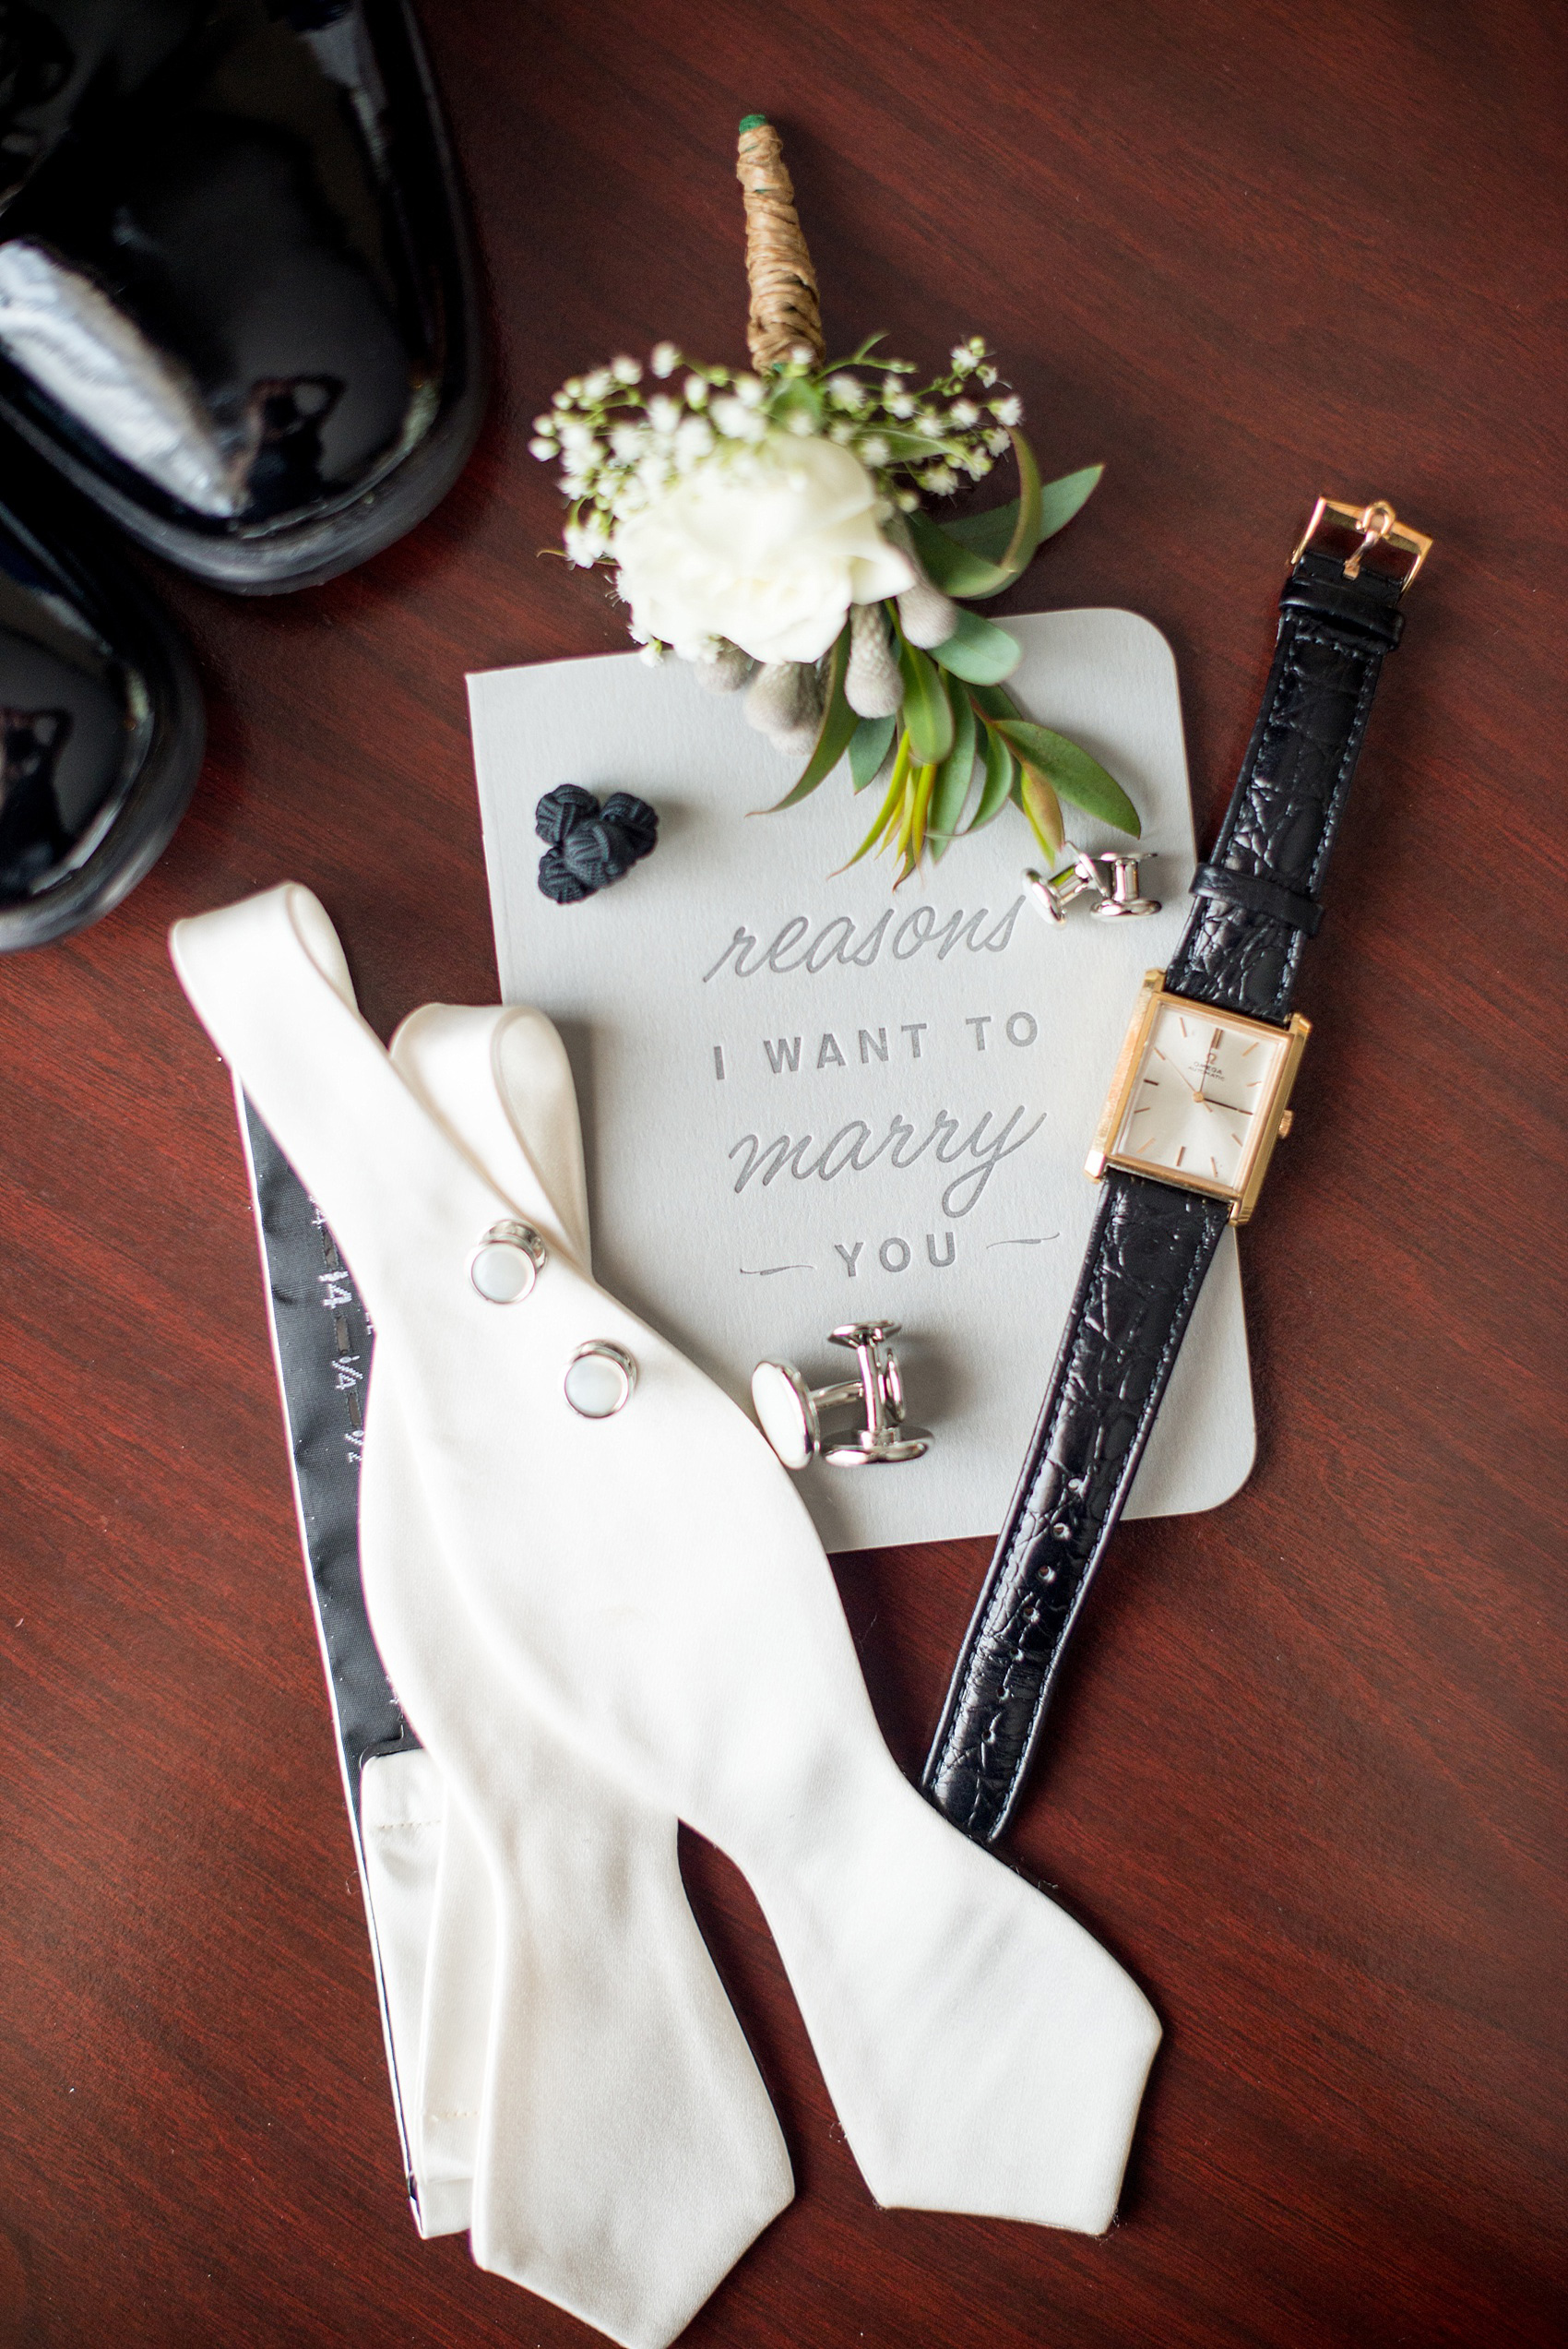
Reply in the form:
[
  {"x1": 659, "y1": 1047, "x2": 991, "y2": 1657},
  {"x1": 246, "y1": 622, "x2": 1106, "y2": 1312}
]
[{"x1": 535, "y1": 786, "x2": 659, "y2": 904}]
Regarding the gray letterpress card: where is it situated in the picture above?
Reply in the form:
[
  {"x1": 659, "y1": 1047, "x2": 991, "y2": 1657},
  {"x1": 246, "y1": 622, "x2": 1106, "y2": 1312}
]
[{"x1": 469, "y1": 608, "x2": 1254, "y2": 1553}]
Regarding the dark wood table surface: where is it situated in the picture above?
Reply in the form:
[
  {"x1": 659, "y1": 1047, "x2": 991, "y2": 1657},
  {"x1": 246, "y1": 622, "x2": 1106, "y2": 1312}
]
[{"x1": 3, "y1": 3, "x2": 1563, "y2": 2343}]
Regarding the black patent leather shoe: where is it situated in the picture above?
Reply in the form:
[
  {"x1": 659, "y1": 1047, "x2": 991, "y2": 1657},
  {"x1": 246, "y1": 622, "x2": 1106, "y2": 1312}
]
[
  {"x1": 0, "y1": 450, "x2": 203, "y2": 949},
  {"x1": 0, "y1": 0, "x2": 484, "y2": 593}
]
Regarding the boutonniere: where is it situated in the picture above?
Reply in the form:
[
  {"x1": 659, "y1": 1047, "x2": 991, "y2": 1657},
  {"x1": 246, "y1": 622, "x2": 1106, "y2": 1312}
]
[{"x1": 534, "y1": 117, "x2": 1139, "y2": 884}]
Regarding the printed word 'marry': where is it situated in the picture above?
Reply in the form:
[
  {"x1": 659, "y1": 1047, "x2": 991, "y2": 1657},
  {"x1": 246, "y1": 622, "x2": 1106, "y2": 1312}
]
[
  {"x1": 702, "y1": 899, "x2": 1024, "y2": 982},
  {"x1": 728, "y1": 1104, "x2": 1045, "y2": 1220}
]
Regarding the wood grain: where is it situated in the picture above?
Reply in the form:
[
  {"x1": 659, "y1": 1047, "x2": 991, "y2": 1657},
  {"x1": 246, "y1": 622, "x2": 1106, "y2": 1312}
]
[{"x1": 1, "y1": 3, "x2": 1563, "y2": 2344}]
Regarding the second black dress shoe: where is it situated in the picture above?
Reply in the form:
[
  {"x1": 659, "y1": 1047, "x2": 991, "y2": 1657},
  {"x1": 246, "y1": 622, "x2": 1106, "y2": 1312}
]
[
  {"x1": 0, "y1": 447, "x2": 203, "y2": 949},
  {"x1": 0, "y1": 0, "x2": 485, "y2": 592}
]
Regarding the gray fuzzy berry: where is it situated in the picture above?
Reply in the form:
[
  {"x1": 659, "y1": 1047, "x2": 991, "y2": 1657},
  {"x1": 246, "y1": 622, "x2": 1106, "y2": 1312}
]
[
  {"x1": 691, "y1": 639, "x2": 757, "y2": 693},
  {"x1": 845, "y1": 601, "x2": 903, "y2": 718},
  {"x1": 744, "y1": 659, "x2": 826, "y2": 753},
  {"x1": 884, "y1": 509, "x2": 960, "y2": 650},
  {"x1": 896, "y1": 576, "x2": 960, "y2": 650}
]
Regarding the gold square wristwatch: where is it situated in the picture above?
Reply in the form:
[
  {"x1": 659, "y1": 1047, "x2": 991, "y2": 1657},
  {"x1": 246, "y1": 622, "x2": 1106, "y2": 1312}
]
[
  {"x1": 1087, "y1": 975, "x2": 1308, "y2": 1224},
  {"x1": 924, "y1": 496, "x2": 1431, "y2": 1845}
]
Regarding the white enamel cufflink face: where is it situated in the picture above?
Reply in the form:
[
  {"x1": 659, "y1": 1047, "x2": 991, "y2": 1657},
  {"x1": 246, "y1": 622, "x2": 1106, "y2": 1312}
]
[
  {"x1": 469, "y1": 1220, "x2": 548, "y2": 1303},
  {"x1": 752, "y1": 1320, "x2": 929, "y2": 1469},
  {"x1": 564, "y1": 1340, "x2": 637, "y2": 1418}
]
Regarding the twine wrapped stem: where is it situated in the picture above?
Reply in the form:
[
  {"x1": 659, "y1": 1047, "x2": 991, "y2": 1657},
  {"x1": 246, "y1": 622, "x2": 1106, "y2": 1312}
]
[{"x1": 736, "y1": 114, "x2": 826, "y2": 373}]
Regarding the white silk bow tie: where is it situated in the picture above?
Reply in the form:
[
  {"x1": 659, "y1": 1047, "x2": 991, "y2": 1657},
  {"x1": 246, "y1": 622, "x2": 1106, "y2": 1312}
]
[
  {"x1": 358, "y1": 997, "x2": 794, "y2": 2345},
  {"x1": 172, "y1": 884, "x2": 1161, "y2": 2332}
]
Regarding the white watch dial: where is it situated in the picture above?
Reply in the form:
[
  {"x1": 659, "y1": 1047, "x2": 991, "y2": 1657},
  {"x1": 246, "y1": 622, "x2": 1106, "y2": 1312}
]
[{"x1": 1114, "y1": 1002, "x2": 1289, "y2": 1190}]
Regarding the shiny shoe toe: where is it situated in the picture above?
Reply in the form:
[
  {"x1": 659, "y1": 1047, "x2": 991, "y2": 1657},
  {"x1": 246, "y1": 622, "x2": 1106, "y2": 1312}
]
[
  {"x1": 0, "y1": 451, "x2": 203, "y2": 949},
  {"x1": 0, "y1": 0, "x2": 484, "y2": 592}
]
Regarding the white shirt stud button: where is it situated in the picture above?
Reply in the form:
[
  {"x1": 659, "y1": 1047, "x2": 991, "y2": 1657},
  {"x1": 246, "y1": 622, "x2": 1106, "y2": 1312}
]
[
  {"x1": 564, "y1": 1341, "x2": 637, "y2": 1418},
  {"x1": 469, "y1": 1220, "x2": 547, "y2": 1304}
]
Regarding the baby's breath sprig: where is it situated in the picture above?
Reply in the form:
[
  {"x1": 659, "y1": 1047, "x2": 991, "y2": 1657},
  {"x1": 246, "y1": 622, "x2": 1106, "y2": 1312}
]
[{"x1": 529, "y1": 335, "x2": 1024, "y2": 570}]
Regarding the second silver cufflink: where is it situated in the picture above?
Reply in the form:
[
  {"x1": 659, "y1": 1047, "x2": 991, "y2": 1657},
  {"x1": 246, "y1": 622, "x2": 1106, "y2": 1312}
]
[
  {"x1": 1025, "y1": 847, "x2": 1160, "y2": 924},
  {"x1": 752, "y1": 1320, "x2": 930, "y2": 1470}
]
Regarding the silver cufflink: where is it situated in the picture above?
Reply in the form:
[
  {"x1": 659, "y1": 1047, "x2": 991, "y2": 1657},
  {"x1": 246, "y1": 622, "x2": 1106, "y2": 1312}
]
[
  {"x1": 469, "y1": 1219, "x2": 547, "y2": 1303},
  {"x1": 1090, "y1": 852, "x2": 1161, "y2": 920},
  {"x1": 564, "y1": 1340, "x2": 637, "y2": 1418},
  {"x1": 752, "y1": 1320, "x2": 930, "y2": 1469},
  {"x1": 1025, "y1": 848, "x2": 1160, "y2": 925},
  {"x1": 1024, "y1": 845, "x2": 1104, "y2": 923}
]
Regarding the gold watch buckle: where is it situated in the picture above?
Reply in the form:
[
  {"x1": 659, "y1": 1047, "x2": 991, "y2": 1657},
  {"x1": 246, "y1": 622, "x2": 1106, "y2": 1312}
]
[{"x1": 1291, "y1": 496, "x2": 1431, "y2": 591}]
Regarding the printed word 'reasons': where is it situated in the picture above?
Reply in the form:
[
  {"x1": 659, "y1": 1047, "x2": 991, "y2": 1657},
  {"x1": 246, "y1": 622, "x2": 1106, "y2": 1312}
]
[{"x1": 703, "y1": 898, "x2": 1025, "y2": 982}]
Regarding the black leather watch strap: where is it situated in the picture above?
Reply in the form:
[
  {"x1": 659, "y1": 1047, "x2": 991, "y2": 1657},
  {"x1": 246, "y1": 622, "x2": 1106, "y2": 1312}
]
[
  {"x1": 923, "y1": 505, "x2": 1423, "y2": 1846},
  {"x1": 1163, "y1": 547, "x2": 1403, "y2": 1021},
  {"x1": 923, "y1": 1173, "x2": 1229, "y2": 1843}
]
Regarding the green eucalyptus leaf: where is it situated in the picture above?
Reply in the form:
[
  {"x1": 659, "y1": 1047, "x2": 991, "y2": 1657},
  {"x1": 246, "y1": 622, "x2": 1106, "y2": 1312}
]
[
  {"x1": 992, "y1": 428, "x2": 1043, "y2": 589},
  {"x1": 939, "y1": 463, "x2": 1104, "y2": 562},
  {"x1": 840, "y1": 744, "x2": 910, "y2": 870},
  {"x1": 930, "y1": 609, "x2": 1022, "y2": 685},
  {"x1": 991, "y1": 718, "x2": 1141, "y2": 835},
  {"x1": 968, "y1": 681, "x2": 1022, "y2": 722},
  {"x1": 768, "y1": 378, "x2": 824, "y2": 434},
  {"x1": 906, "y1": 506, "x2": 1013, "y2": 599},
  {"x1": 897, "y1": 638, "x2": 954, "y2": 764},
  {"x1": 1017, "y1": 765, "x2": 1065, "y2": 859},
  {"x1": 759, "y1": 629, "x2": 856, "y2": 812},
  {"x1": 849, "y1": 712, "x2": 897, "y2": 792},
  {"x1": 872, "y1": 426, "x2": 956, "y2": 464},
  {"x1": 902, "y1": 434, "x2": 1042, "y2": 602},
  {"x1": 968, "y1": 722, "x2": 1016, "y2": 830},
  {"x1": 928, "y1": 674, "x2": 978, "y2": 840}
]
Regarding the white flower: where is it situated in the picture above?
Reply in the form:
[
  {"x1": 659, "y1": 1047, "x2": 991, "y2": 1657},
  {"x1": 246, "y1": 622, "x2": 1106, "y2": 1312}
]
[
  {"x1": 887, "y1": 391, "x2": 916, "y2": 418},
  {"x1": 609, "y1": 430, "x2": 915, "y2": 666},
  {"x1": 991, "y1": 394, "x2": 1023, "y2": 425},
  {"x1": 609, "y1": 423, "x2": 646, "y2": 459},
  {"x1": 612, "y1": 355, "x2": 642, "y2": 383},
  {"x1": 858, "y1": 434, "x2": 889, "y2": 466},
  {"x1": 647, "y1": 394, "x2": 682, "y2": 434},
  {"x1": 951, "y1": 346, "x2": 976, "y2": 375},
  {"x1": 532, "y1": 413, "x2": 555, "y2": 435},
  {"x1": 564, "y1": 517, "x2": 609, "y2": 566},
  {"x1": 673, "y1": 415, "x2": 714, "y2": 461},
  {"x1": 583, "y1": 367, "x2": 612, "y2": 400},
  {"x1": 921, "y1": 463, "x2": 958, "y2": 495},
  {"x1": 949, "y1": 399, "x2": 980, "y2": 426},
  {"x1": 683, "y1": 376, "x2": 708, "y2": 407},
  {"x1": 785, "y1": 408, "x2": 815, "y2": 435},
  {"x1": 650, "y1": 341, "x2": 680, "y2": 377},
  {"x1": 984, "y1": 426, "x2": 1010, "y2": 454},
  {"x1": 826, "y1": 375, "x2": 867, "y2": 410},
  {"x1": 529, "y1": 437, "x2": 555, "y2": 461},
  {"x1": 711, "y1": 394, "x2": 768, "y2": 441},
  {"x1": 733, "y1": 374, "x2": 765, "y2": 407}
]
